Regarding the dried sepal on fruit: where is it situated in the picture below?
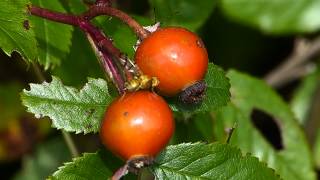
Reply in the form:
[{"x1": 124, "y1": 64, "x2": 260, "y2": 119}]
[{"x1": 135, "y1": 27, "x2": 208, "y2": 97}]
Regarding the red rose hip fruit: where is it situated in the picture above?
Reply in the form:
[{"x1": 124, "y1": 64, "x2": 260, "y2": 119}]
[
  {"x1": 135, "y1": 27, "x2": 208, "y2": 96},
  {"x1": 100, "y1": 91, "x2": 174, "y2": 160}
]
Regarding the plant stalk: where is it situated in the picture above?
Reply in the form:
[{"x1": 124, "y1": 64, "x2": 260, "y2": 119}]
[
  {"x1": 28, "y1": 4, "x2": 132, "y2": 94},
  {"x1": 28, "y1": 5, "x2": 79, "y2": 26},
  {"x1": 82, "y1": 6, "x2": 149, "y2": 39},
  {"x1": 62, "y1": 131, "x2": 80, "y2": 158},
  {"x1": 32, "y1": 64, "x2": 80, "y2": 158}
]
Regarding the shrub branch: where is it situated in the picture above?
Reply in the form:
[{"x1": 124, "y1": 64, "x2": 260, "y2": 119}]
[{"x1": 28, "y1": 1, "x2": 146, "y2": 94}]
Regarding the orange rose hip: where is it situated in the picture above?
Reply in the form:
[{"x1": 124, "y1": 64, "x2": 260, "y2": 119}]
[
  {"x1": 135, "y1": 27, "x2": 208, "y2": 96},
  {"x1": 100, "y1": 91, "x2": 174, "y2": 160}
]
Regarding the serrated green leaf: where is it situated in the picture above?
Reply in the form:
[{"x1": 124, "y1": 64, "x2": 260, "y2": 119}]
[
  {"x1": 0, "y1": 0, "x2": 38, "y2": 61},
  {"x1": 151, "y1": 142, "x2": 280, "y2": 179},
  {"x1": 291, "y1": 68, "x2": 320, "y2": 124},
  {"x1": 14, "y1": 137, "x2": 71, "y2": 180},
  {"x1": 220, "y1": 0, "x2": 320, "y2": 34},
  {"x1": 169, "y1": 63, "x2": 231, "y2": 113},
  {"x1": 214, "y1": 70, "x2": 316, "y2": 180},
  {"x1": 30, "y1": 0, "x2": 73, "y2": 69},
  {"x1": 149, "y1": 0, "x2": 216, "y2": 31},
  {"x1": 50, "y1": 151, "x2": 119, "y2": 180},
  {"x1": 21, "y1": 76, "x2": 113, "y2": 134}
]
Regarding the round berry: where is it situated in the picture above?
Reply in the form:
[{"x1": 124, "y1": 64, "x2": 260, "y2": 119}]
[
  {"x1": 135, "y1": 27, "x2": 208, "y2": 96},
  {"x1": 100, "y1": 91, "x2": 174, "y2": 160}
]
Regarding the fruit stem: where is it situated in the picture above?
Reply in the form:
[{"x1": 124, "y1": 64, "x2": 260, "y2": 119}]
[
  {"x1": 82, "y1": 21, "x2": 126, "y2": 94},
  {"x1": 112, "y1": 164, "x2": 129, "y2": 180},
  {"x1": 28, "y1": 4, "x2": 134, "y2": 94},
  {"x1": 29, "y1": 2, "x2": 148, "y2": 40},
  {"x1": 82, "y1": 6, "x2": 149, "y2": 39},
  {"x1": 79, "y1": 20, "x2": 123, "y2": 58}
]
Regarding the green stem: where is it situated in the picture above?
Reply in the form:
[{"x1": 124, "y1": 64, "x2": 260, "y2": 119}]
[
  {"x1": 62, "y1": 130, "x2": 80, "y2": 158},
  {"x1": 32, "y1": 64, "x2": 80, "y2": 158}
]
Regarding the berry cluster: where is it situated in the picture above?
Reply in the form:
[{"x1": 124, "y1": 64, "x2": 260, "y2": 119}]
[
  {"x1": 28, "y1": 2, "x2": 208, "y2": 177},
  {"x1": 100, "y1": 26, "x2": 208, "y2": 163}
]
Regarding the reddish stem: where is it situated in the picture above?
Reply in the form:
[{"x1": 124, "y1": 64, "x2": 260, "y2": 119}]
[
  {"x1": 78, "y1": 19, "x2": 123, "y2": 58},
  {"x1": 29, "y1": 4, "x2": 148, "y2": 52},
  {"x1": 29, "y1": 5, "x2": 127, "y2": 94},
  {"x1": 82, "y1": 6, "x2": 149, "y2": 39},
  {"x1": 111, "y1": 164, "x2": 129, "y2": 180},
  {"x1": 28, "y1": 2, "x2": 147, "y2": 94},
  {"x1": 28, "y1": 6, "x2": 79, "y2": 26},
  {"x1": 80, "y1": 21, "x2": 126, "y2": 93}
]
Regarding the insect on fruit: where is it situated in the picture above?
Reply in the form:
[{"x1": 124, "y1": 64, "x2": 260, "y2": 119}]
[
  {"x1": 125, "y1": 74, "x2": 159, "y2": 92},
  {"x1": 100, "y1": 91, "x2": 174, "y2": 160},
  {"x1": 118, "y1": 55, "x2": 160, "y2": 92},
  {"x1": 135, "y1": 27, "x2": 208, "y2": 96}
]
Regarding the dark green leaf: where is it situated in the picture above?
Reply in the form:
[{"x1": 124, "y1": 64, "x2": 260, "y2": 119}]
[
  {"x1": 169, "y1": 63, "x2": 231, "y2": 113},
  {"x1": 171, "y1": 113, "x2": 214, "y2": 144},
  {"x1": 49, "y1": 151, "x2": 119, "y2": 180},
  {"x1": 52, "y1": 29, "x2": 104, "y2": 87},
  {"x1": 149, "y1": 0, "x2": 217, "y2": 31},
  {"x1": 21, "y1": 76, "x2": 113, "y2": 134},
  {"x1": 30, "y1": 0, "x2": 73, "y2": 69},
  {"x1": 191, "y1": 113, "x2": 215, "y2": 142},
  {"x1": 214, "y1": 70, "x2": 316, "y2": 180},
  {"x1": 65, "y1": 0, "x2": 87, "y2": 14},
  {"x1": 151, "y1": 142, "x2": 280, "y2": 179},
  {"x1": 220, "y1": 0, "x2": 320, "y2": 34},
  {"x1": 0, "y1": 0, "x2": 38, "y2": 61},
  {"x1": 98, "y1": 15, "x2": 152, "y2": 58}
]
